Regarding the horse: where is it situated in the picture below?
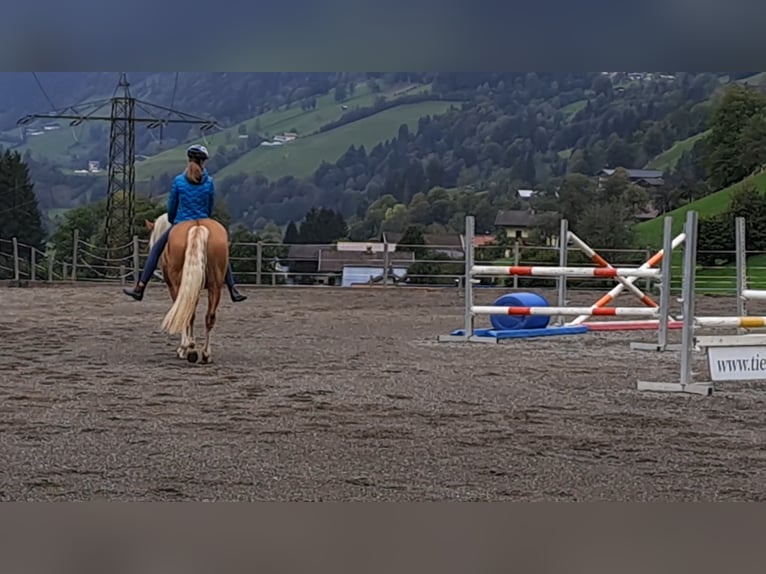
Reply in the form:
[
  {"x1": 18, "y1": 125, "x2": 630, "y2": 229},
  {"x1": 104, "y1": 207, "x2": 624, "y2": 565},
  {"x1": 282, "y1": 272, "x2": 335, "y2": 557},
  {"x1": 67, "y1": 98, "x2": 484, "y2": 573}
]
[{"x1": 145, "y1": 213, "x2": 229, "y2": 364}]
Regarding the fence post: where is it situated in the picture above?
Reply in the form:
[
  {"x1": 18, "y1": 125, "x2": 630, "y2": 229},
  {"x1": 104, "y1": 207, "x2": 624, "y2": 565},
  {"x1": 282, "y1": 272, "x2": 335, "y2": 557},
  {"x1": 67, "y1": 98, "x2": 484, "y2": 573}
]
[
  {"x1": 71, "y1": 229, "x2": 79, "y2": 281},
  {"x1": 132, "y1": 235, "x2": 140, "y2": 281},
  {"x1": 12, "y1": 237, "x2": 19, "y2": 281},
  {"x1": 47, "y1": 251, "x2": 53, "y2": 282},
  {"x1": 30, "y1": 248, "x2": 36, "y2": 282},
  {"x1": 62, "y1": 261, "x2": 67, "y2": 280},
  {"x1": 556, "y1": 219, "x2": 569, "y2": 326},
  {"x1": 513, "y1": 241, "x2": 520, "y2": 289},
  {"x1": 383, "y1": 242, "x2": 390, "y2": 286},
  {"x1": 256, "y1": 241, "x2": 263, "y2": 285},
  {"x1": 120, "y1": 265, "x2": 126, "y2": 285}
]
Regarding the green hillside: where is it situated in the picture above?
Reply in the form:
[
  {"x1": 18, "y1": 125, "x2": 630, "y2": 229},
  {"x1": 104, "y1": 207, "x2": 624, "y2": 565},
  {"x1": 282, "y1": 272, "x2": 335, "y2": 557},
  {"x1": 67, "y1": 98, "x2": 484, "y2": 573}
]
[
  {"x1": 0, "y1": 120, "x2": 93, "y2": 165},
  {"x1": 635, "y1": 170, "x2": 766, "y2": 247},
  {"x1": 216, "y1": 101, "x2": 458, "y2": 180},
  {"x1": 560, "y1": 99, "x2": 586, "y2": 120},
  {"x1": 134, "y1": 81, "x2": 432, "y2": 181},
  {"x1": 646, "y1": 130, "x2": 709, "y2": 171}
]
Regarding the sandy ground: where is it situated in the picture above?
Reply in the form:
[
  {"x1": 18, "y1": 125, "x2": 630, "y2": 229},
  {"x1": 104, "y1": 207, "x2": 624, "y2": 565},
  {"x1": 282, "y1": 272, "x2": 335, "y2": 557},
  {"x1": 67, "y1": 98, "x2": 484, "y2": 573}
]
[{"x1": 1, "y1": 283, "x2": 765, "y2": 501}]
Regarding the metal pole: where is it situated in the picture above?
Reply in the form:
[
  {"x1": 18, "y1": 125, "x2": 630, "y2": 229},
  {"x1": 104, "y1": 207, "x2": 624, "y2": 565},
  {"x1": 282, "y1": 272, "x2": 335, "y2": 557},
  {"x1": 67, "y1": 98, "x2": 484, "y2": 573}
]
[
  {"x1": 256, "y1": 241, "x2": 263, "y2": 285},
  {"x1": 463, "y1": 215, "x2": 476, "y2": 338},
  {"x1": 47, "y1": 252, "x2": 53, "y2": 282},
  {"x1": 12, "y1": 238, "x2": 19, "y2": 281},
  {"x1": 512, "y1": 241, "x2": 519, "y2": 289},
  {"x1": 657, "y1": 216, "x2": 673, "y2": 350},
  {"x1": 644, "y1": 247, "x2": 652, "y2": 292},
  {"x1": 736, "y1": 216, "x2": 747, "y2": 333},
  {"x1": 557, "y1": 219, "x2": 569, "y2": 326},
  {"x1": 30, "y1": 248, "x2": 36, "y2": 282},
  {"x1": 383, "y1": 242, "x2": 390, "y2": 287},
  {"x1": 679, "y1": 210, "x2": 698, "y2": 388},
  {"x1": 71, "y1": 229, "x2": 79, "y2": 281}
]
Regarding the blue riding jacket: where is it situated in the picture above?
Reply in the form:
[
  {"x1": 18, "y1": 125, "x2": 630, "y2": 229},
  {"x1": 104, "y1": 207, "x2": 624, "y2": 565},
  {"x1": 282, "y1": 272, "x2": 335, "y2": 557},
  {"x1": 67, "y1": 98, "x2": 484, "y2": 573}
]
[{"x1": 167, "y1": 169, "x2": 215, "y2": 224}]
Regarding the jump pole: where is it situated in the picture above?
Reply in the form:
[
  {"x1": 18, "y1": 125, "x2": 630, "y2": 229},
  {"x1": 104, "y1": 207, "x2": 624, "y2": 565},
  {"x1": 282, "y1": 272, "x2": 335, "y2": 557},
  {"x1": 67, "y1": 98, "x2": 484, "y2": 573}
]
[
  {"x1": 637, "y1": 210, "x2": 714, "y2": 395},
  {"x1": 437, "y1": 215, "x2": 672, "y2": 344},
  {"x1": 566, "y1": 230, "x2": 660, "y2": 310},
  {"x1": 567, "y1": 216, "x2": 685, "y2": 327}
]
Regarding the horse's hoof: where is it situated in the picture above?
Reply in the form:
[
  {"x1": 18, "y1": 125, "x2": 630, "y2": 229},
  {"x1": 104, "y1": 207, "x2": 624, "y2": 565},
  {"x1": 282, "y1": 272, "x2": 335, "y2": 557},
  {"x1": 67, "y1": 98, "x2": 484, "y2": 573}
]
[
  {"x1": 186, "y1": 350, "x2": 198, "y2": 363},
  {"x1": 200, "y1": 354, "x2": 212, "y2": 365}
]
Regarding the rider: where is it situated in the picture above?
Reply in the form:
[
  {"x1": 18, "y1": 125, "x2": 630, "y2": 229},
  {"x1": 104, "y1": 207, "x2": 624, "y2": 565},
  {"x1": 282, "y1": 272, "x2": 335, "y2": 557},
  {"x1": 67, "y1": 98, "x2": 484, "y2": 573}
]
[{"x1": 122, "y1": 144, "x2": 247, "y2": 303}]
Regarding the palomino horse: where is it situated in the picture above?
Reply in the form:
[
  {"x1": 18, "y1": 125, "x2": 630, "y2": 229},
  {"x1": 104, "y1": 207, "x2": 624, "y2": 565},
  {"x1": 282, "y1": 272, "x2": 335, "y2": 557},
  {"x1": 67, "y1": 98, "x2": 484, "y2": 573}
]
[{"x1": 145, "y1": 214, "x2": 229, "y2": 363}]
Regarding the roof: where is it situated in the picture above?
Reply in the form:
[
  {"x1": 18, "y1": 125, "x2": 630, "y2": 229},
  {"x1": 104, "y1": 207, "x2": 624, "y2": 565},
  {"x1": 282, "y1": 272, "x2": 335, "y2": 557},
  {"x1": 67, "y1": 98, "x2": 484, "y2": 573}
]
[
  {"x1": 317, "y1": 249, "x2": 415, "y2": 273},
  {"x1": 473, "y1": 235, "x2": 497, "y2": 248},
  {"x1": 383, "y1": 232, "x2": 464, "y2": 249},
  {"x1": 599, "y1": 168, "x2": 664, "y2": 179},
  {"x1": 494, "y1": 209, "x2": 558, "y2": 227},
  {"x1": 286, "y1": 244, "x2": 325, "y2": 262},
  {"x1": 517, "y1": 189, "x2": 537, "y2": 199},
  {"x1": 634, "y1": 177, "x2": 665, "y2": 187}
]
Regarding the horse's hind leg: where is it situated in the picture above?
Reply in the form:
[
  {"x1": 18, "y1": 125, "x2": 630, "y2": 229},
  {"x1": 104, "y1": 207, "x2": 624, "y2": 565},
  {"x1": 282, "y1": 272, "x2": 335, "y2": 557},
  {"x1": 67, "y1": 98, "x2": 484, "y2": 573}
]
[
  {"x1": 185, "y1": 311, "x2": 199, "y2": 363},
  {"x1": 201, "y1": 285, "x2": 221, "y2": 364}
]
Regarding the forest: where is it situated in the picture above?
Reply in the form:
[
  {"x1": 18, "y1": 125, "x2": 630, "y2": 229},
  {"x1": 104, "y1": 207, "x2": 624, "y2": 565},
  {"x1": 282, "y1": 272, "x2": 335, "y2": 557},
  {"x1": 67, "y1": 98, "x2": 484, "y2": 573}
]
[{"x1": 4, "y1": 72, "x2": 766, "y2": 276}]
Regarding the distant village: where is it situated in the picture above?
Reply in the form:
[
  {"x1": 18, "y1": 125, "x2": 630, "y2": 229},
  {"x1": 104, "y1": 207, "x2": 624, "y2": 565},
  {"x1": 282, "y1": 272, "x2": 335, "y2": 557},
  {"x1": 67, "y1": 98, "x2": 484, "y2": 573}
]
[{"x1": 280, "y1": 167, "x2": 664, "y2": 288}]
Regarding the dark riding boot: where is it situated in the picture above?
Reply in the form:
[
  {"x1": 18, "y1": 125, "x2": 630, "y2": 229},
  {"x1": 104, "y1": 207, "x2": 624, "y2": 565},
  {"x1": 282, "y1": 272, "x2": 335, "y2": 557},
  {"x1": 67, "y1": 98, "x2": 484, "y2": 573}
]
[
  {"x1": 229, "y1": 285, "x2": 247, "y2": 303},
  {"x1": 123, "y1": 282, "x2": 145, "y2": 301},
  {"x1": 225, "y1": 265, "x2": 247, "y2": 302}
]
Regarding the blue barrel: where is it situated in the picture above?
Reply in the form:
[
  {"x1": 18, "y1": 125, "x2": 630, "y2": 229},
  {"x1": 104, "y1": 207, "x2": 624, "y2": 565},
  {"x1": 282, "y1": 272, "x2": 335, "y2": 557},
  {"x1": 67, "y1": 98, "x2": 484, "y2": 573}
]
[{"x1": 489, "y1": 292, "x2": 551, "y2": 331}]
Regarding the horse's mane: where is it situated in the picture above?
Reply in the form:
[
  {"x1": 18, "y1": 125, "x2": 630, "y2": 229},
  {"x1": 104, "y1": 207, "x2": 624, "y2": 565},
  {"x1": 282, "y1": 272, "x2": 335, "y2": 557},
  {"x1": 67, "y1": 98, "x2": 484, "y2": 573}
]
[{"x1": 149, "y1": 213, "x2": 172, "y2": 250}]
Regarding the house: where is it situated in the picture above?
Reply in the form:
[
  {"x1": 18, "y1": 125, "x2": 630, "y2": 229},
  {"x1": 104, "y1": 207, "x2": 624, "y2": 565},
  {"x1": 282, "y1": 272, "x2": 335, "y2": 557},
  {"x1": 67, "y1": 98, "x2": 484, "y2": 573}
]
[
  {"x1": 285, "y1": 244, "x2": 415, "y2": 285},
  {"x1": 319, "y1": 250, "x2": 415, "y2": 287},
  {"x1": 381, "y1": 232, "x2": 465, "y2": 258},
  {"x1": 516, "y1": 189, "x2": 538, "y2": 201},
  {"x1": 598, "y1": 168, "x2": 665, "y2": 188},
  {"x1": 335, "y1": 241, "x2": 391, "y2": 253},
  {"x1": 494, "y1": 209, "x2": 560, "y2": 246}
]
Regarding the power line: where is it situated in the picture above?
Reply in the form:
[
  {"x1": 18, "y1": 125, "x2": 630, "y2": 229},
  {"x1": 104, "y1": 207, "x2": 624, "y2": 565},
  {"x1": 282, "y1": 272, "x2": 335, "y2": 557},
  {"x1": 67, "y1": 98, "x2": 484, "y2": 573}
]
[
  {"x1": 31, "y1": 72, "x2": 57, "y2": 111},
  {"x1": 170, "y1": 72, "x2": 179, "y2": 110}
]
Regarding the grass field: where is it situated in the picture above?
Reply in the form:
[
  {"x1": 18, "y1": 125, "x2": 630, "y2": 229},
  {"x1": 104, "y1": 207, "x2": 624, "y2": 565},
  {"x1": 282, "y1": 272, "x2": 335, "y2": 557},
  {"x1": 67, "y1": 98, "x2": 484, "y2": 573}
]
[
  {"x1": 216, "y1": 101, "x2": 458, "y2": 181},
  {"x1": 634, "y1": 168, "x2": 766, "y2": 294},
  {"x1": 0, "y1": 120, "x2": 93, "y2": 165},
  {"x1": 646, "y1": 130, "x2": 709, "y2": 171},
  {"x1": 635, "y1": 170, "x2": 766, "y2": 247},
  {"x1": 560, "y1": 99, "x2": 586, "y2": 121},
  {"x1": 134, "y1": 82, "x2": 433, "y2": 181}
]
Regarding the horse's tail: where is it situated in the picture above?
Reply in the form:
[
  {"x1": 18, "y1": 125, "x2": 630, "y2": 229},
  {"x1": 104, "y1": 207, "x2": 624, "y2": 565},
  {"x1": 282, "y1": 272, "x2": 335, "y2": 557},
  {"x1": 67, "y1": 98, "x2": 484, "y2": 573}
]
[{"x1": 161, "y1": 224, "x2": 209, "y2": 335}]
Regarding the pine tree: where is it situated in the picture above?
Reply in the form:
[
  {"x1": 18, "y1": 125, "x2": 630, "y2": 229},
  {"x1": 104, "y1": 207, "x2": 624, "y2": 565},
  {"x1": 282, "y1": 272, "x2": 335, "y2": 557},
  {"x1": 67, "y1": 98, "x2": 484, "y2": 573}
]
[
  {"x1": 0, "y1": 150, "x2": 44, "y2": 248},
  {"x1": 283, "y1": 220, "x2": 300, "y2": 243}
]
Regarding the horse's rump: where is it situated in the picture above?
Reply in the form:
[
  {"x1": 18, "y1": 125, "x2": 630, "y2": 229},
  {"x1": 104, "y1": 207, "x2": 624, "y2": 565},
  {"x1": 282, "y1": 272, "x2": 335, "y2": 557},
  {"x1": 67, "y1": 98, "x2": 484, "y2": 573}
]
[
  {"x1": 165, "y1": 219, "x2": 229, "y2": 278},
  {"x1": 160, "y1": 219, "x2": 229, "y2": 335}
]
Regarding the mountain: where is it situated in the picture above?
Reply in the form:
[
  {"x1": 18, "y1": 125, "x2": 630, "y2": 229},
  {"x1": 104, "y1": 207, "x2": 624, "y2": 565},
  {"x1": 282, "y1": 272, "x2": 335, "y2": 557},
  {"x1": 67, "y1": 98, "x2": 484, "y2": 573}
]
[{"x1": 2, "y1": 72, "x2": 758, "y2": 240}]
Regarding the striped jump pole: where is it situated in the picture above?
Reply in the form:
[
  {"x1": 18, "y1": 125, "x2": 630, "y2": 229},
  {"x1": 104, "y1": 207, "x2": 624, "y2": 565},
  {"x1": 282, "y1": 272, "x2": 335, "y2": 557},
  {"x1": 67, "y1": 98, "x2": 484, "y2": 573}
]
[
  {"x1": 567, "y1": 230, "x2": 659, "y2": 308},
  {"x1": 470, "y1": 265, "x2": 661, "y2": 279},
  {"x1": 693, "y1": 316, "x2": 766, "y2": 329},
  {"x1": 569, "y1": 223, "x2": 686, "y2": 326},
  {"x1": 472, "y1": 306, "x2": 659, "y2": 317}
]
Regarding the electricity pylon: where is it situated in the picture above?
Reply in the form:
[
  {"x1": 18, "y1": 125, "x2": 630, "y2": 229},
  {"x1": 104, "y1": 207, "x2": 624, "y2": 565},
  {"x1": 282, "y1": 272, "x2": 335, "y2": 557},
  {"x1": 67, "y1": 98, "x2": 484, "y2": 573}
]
[{"x1": 18, "y1": 72, "x2": 218, "y2": 257}]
